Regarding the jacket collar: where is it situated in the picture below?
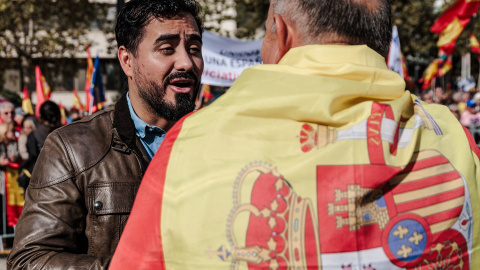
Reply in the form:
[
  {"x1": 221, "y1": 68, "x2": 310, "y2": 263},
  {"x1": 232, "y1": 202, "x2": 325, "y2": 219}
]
[
  {"x1": 113, "y1": 93, "x2": 137, "y2": 148},
  {"x1": 113, "y1": 93, "x2": 150, "y2": 171}
]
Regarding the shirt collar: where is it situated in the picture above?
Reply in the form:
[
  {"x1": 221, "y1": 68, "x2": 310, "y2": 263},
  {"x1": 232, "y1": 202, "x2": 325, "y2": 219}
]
[{"x1": 126, "y1": 92, "x2": 165, "y2": 139}]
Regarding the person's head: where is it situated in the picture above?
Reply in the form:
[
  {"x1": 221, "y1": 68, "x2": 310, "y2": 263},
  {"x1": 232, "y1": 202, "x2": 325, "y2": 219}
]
[
  {"x1": 39, "y1": 101, "x2": 61, "y2": 128},
  {"x1": 0, "y1": 122, "x2": 15, "y2": 145},
  {"x1": 0, "y1": 102, "x2": 15, "y2": 124},
  {"x1": 14, "y1": 107, "x2": 26, "y2": 126},
  {"x1": 449, "y1": 104, "x2": 460, "y2": 120},
  {"x1": 261, "y1": 0, "x2": 392, "y2": 64},
  {"x1": 21, "y1": 116, "x2": 37, "y2": 135},
  {"x1": 116, "y1": 0, "x2": 204, "y2": 125},
  {"x1": 452, "y1": 91, "x2": 462, "y2": 103},
  {"x1": 69, "y1": 108, "x2": 81, "y2": 122},
  {"x1": 422, "y1": 91, "x2": 433, "y2": 104},
  {"x1": 466, "y1": 99, "x2": 477, "y2": 113},
  {"x1": 461, "y1": 92, "x2": 471, "y2": 102}
]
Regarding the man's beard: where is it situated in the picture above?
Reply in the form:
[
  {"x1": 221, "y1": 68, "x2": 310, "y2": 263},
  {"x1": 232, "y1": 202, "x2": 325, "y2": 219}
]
[{"x1": 135, "y1": 71, "x2": 199, "y2": 121}]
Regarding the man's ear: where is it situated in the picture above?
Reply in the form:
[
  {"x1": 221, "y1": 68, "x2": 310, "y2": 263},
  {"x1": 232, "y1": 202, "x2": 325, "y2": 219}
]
[
  {"x1": 118, "y1": 46, "x2": 133, "y2": 78},
  {"x1": 273, "y1": 13, "x2": 294, "y2": 63}
]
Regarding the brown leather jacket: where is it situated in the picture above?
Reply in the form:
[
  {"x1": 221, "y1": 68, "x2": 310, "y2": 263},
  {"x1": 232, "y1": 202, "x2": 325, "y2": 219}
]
[{"x1": 7, "y1": 94, "x2": 150, "y2": 269}]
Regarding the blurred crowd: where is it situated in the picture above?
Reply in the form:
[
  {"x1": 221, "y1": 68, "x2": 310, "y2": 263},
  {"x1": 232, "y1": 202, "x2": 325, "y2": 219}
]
[{"x1": 419, "y1": 84, "x2": 480, "y2": 127}]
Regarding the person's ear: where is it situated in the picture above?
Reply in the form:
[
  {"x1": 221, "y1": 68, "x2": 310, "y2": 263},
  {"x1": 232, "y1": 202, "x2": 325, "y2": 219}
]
[
  {"x1": 273, "y1": 13, "x2": 295, "y2": 63},
  {"x1": 118, "y1": 46, "x2": 133, "y2": 78}
]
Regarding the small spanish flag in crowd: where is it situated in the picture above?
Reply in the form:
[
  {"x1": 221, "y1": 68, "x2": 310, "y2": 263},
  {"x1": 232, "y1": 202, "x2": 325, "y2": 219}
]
[
  {"x1": 21, "y1": 87, "x2": 34, "y2": 115},
  {"x1": 470, "y1": 33, "x2": 480, "y2": 54},
  {"x1": 72, "y1": 89, "x2": 84, "y2": 112}
]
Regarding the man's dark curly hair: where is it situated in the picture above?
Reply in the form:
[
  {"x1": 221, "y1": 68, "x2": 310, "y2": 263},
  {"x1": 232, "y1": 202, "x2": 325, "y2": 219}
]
[{"x1": 115, "y1": 0, "x2": 203, "y2": 57}]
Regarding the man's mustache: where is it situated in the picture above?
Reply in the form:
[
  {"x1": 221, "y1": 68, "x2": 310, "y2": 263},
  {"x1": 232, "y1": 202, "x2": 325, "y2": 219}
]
[{"x1": 163, "y1": 71, "x2": 199, "y2": 88}]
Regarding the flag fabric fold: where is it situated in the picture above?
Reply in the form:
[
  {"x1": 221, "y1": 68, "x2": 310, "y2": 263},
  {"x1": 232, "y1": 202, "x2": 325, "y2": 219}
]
[
  {"x1": 21, "y1": 87, "x2": 34, "y2": 115},
  {"x1": 84, "y1": 47, "x2": 94, "y2": 113},
  {"x1": 72, "y1": 89, "x2": 84, "y2": 112},
  {"x1": 59, "y1": 103, "x2": 67, "y2": 125},
  {"x1": 5, "y1": 164, "x2": 24, "y2": 227},
  {"x1": 35, "y1": 66, "x2": 46, "y2": 119},
  {"x1": 421, "y1": 59, "x2": 440, "y2": 90},
  {"x1": 436, "y1": 17, "x2": 470, "y2": 55},
  {"x1": 431, "y1": 0, "x2": 480, "y2": 33},
  {"x1": 387, "y1": 26, "x2": 405, "y2": 79},
  {"x1": 87, "y1": 56, "x2": 106, "y2": 114},
  {"x1": 471, "y1": 33, "x2": 480, "y2": 54},
  {"x1": 438, "y1": 55, "x2": 453, "y2": 77}
]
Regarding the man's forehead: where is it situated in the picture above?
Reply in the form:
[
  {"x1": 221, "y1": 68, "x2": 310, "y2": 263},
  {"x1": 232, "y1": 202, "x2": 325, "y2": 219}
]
[{"x1": 143, "y1": 15, "x2": 200, "y2": 38}]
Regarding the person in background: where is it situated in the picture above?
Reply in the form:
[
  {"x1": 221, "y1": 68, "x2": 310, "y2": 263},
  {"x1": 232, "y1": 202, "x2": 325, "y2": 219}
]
[
  {"x1": 0, "y1": 123, "x2": 20, "y2": 170},
  {"x1": 0, "y1": 122, "x2": 20, "y2": 239},
  {"x1": 67, "y1": 108, "x2": 82, "y2": 124},
  {"x1": 111, "y1": 0, "x2": 480, "y2": 268},
  {"x1": 17, "y1": 102, "x2": 61, "y2": 193},
  {"x1": 449, "y1": 103, "x2": 460, "y2": 121},
  {"x1": 460, "y1": 98, "x2": 480, "y2": 126},
  {"x1": 14, "y1": 107, "x2": 26, "y2": 133},
  {"x1": 0, "y1": 102, "x2": 15, "y2": 125},
  {"x1": 17, "y1": 116, "x2": 37, "y2": 161},
  {"x1": 458, "y1": 91, "x2": 471, "y2": 115}
]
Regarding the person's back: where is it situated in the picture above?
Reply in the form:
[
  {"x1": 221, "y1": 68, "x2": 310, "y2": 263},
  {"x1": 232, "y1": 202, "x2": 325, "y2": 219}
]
[{"x1": 111, "y1": 0, "x2": 480, "y2": 269}]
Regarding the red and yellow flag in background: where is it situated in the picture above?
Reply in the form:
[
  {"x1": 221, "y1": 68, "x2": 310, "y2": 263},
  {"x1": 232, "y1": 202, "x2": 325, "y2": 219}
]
[
  {"x1": 35, "y1": 66, "x2": 46, "y2": 118},
  {"x1": 58, "y1": 102, "x2": 67, "y2": 125},
  {"x1": 21, "y1": 87, "x2": 34, "y2": 115},
  {"x1": 72, "y1": 89, "x2": 84, "y2": 112},
  {"x1": 420, "y1": 58, "x2": 440, "y2": 90},
  {"x1": 84, "y1": 46, "x2": 94, "y2": 113},
  {"x1": 471, "y1": 33, "x2": 480, "y2": 54},
  {"x1": 431, "y1": 0, "x2": 480, "y2": 54},
  {"x1": 438, "y1": 55, "x2": 453, "y2": 77},
  {"x1": 431, "y1": 0, "x2": 480, "y2": 33},
  {"x1": 5, "y1": 164, "x2": 24, "y2": 227}
]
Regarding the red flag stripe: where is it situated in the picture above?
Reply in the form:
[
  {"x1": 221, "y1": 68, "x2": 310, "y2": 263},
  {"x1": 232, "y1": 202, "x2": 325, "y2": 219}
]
[
  {"x1": 401, "y1": 155, "x2": 449, "y2": 172},
  {"x1": 424, "y1": 205, "x2": 464, "y2": 225},
  {"x1": 391, "y1": 171, "x2": 461, "y2": 194},
  {"x1": 395, "y1": 186, "x2": 465, "y2": 212}
]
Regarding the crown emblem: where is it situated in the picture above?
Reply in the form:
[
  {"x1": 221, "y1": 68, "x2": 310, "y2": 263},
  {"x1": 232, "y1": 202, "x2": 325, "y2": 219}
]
[
  {"x1": 215, "y1": 164, "x2": 321, "y2": 269},
  {"x1": 300, "y1": 124, "x2": 337, "y2": 153}
]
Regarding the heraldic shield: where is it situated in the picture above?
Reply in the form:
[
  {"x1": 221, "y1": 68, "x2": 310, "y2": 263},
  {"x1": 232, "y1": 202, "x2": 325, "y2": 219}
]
[{"x1": 220, "y1": 149, "x2": 472, "y2": 270}]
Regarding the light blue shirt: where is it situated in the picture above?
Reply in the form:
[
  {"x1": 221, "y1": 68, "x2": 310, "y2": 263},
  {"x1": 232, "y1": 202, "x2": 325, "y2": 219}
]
[{"x1": 126, "y1": 93, "x2": 166, "y2": 160}]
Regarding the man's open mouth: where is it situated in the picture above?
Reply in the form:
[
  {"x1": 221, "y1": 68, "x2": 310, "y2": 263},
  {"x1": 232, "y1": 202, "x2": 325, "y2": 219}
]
[{"x1": 168, "y1": 78, "x2": 195, "y2": 93}]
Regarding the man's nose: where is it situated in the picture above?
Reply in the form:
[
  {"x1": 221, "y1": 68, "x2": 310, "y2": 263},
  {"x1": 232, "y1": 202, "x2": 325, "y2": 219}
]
[{"x1": 174, "y1": 48, "x2": 194, "y2": 71}]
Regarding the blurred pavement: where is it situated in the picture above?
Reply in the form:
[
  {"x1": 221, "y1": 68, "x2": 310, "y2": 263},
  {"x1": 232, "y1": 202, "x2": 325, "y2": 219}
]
[{"x1": 0, "y1": 255, "x2": 6, "y2": 270}]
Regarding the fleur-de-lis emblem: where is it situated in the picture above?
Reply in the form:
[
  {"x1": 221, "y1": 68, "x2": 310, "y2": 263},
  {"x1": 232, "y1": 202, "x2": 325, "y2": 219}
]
[{"x1": 393, "y1": 225, "x2": 409, "y2": 239}]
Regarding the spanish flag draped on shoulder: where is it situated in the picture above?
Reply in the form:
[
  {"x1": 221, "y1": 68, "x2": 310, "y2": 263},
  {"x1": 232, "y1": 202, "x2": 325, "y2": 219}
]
[{"x1": 111, "y1": 45, "x2": 480, "y2": 270}]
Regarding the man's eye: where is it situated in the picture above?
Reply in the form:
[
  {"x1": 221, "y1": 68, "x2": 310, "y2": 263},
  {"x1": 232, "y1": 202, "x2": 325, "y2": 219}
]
[
  {"x1": 189, "y1": 46, "x2": 201, "y2": 54},
  {"x1": 160, "y1": 47, "x2": 174, "y2": 54}
]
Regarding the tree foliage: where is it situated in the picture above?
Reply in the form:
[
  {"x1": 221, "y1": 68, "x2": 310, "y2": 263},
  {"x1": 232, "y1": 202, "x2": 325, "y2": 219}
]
[
  {"x1": 233, "y1": 0, "x2": 269, "y2": 39},
  {"x1": 0, "y1": 0, "x2": 113, "y2": 90}
]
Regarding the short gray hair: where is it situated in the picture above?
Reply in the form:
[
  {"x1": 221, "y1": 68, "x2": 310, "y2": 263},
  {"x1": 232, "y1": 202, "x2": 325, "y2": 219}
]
[
  {"x1": 271, "y1": 0, "x2": 392, "y2": 58},
  {"x1": 0, "y1": 102, "x2": 14, "y2": 113}
]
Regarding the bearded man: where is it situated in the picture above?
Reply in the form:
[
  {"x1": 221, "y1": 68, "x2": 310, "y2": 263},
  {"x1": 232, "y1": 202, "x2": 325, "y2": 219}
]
[
  {"x1": 111, "y1": 0, "x2": 480, "y2": 269},
  {"x1": 7, "y1": 0, "x2": 203, "y2": 269}
]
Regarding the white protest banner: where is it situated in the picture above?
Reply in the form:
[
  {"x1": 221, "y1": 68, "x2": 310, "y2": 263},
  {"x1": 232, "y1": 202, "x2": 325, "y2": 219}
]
[{"x1": 201, "y1": 31, "x2": 263, "y2": 87}]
